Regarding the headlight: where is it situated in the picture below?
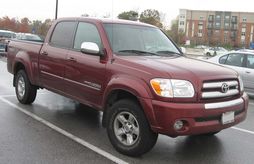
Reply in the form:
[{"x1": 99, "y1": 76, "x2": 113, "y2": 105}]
[
  {"x1": 238, "y1": 76, "x2": 244, "y2": 92},
  {"x1": 150, "y1": 78, "x2": 195, "y2": 98}
]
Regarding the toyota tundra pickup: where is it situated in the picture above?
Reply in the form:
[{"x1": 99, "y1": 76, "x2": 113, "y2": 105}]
[{"x1": 7, "y1": 17, "x2": 249, "y2": 156}]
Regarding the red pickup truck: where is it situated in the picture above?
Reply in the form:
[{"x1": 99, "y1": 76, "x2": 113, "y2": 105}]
[{"x1": 7, "y1": 17, "x2": 249, "y2": 156}]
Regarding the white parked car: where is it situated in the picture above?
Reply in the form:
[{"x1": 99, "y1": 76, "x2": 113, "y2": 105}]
[
  {"x1": 204, "y1": 47, "x2": 228, "y2": 56},
  {"x1": 208, "y1": 51, "x2": 254, "y2": 95}
]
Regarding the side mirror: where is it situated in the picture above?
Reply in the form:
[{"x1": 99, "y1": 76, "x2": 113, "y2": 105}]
[{"x1": 81, "y1": 42, "x2": 100, "y2": 55}]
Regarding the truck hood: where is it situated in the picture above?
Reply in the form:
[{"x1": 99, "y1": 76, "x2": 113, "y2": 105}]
[{"x1": 116, "y1": 55, "x2": 238, "y2": 81}]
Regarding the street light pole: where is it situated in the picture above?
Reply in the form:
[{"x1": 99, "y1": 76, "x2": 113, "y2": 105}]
[{"x1": 55, "y1": 0, "x2": 58, "y2": 20}]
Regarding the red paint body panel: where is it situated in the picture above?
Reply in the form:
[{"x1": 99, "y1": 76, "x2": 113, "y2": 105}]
[{"x1": 7, "y1": 17, "x2": 249, "y2": 137}]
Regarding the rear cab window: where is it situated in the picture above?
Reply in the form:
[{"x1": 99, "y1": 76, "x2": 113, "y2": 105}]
[{"x1": 50, "y1": 21, "x2": 76, "y2": 49}]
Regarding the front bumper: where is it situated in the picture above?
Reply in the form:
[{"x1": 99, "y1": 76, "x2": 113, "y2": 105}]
[{"x1": 146, "y1": 93, "x2": 249, "y2": 137}]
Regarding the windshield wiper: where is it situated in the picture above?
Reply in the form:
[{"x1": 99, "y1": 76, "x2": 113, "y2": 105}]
[
  {"x1": 156, "y1": 50, "x2": 181, "y2": 56},
  {"x1": 118, "y1": 50, "x2": 159, "y2": 56}
]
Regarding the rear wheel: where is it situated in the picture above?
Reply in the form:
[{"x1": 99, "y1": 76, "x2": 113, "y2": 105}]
[
  {"x1": 15, "y1": 70, "x2": 37, "y2": 104},
  {"x1": 106, "y1": 99, "x2": 158, "y2": 157}
]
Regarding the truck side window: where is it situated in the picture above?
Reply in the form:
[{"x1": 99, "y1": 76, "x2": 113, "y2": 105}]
[
  {"x1": 73, "y1": 22, "x2": 102, "y2": 51},
  {"x1": 50, "y1": 21, "x2": 76, "y2": 48}
]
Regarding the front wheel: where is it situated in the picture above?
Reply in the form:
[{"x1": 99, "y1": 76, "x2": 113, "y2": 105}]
[
  {"x1": 15, "y1": 70, "x2": 37, "y2": 104},
  {"x1": 106, "y1": 99, "x2": 158, "y2": 157}
]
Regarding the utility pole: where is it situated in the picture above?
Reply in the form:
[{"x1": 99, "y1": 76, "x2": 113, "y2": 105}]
[{"x1": 55, "y1": 0, "x2": 58, "y2": 20}]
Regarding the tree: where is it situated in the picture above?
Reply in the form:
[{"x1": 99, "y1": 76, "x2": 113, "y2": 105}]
[
  {"x1": 165, "y1": 19, "x2": 185, "y2": 45},
  {"x1": 19, "y1": 17, "x2": 30, "y2": 32},
  {"x1": 0, "y1": 16, "x2": 17, "y2": 31},
  {"x1": 118, "y1": 10, "x2": 139, "y2": 21},
  {"x1": 139, "y1": 9, "x2": 162, "y2": 28},
  {"x1": 39, "y1": 19, "x2": 52, "y2": 37}
]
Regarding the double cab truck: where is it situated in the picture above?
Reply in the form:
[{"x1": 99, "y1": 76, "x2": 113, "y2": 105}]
[{"x1": 7, "y1": 17, "x2": 249, "y2": 156}]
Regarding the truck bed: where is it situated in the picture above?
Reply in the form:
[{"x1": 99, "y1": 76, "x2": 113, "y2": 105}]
[{"x1": 7, "y1": 39, "x2": 43, "y2": 85}]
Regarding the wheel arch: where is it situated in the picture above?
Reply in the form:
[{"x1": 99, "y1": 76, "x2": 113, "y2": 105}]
[{"x1": 101, "y1": 77, "x2": 156, "y2": 128}]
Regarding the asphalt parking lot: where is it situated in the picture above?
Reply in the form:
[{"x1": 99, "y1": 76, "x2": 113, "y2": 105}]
[{"x1": 0, "y1": 57, "x2": 254, "y2": 164}]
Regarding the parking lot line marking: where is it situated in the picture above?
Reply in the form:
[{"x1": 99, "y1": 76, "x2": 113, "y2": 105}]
[
  {"x1": 0, "y1": 97, "x2": 128, "y2": 164},
  {"x1": 231, "y1": 127, "x2": 254, "y2": 135}
]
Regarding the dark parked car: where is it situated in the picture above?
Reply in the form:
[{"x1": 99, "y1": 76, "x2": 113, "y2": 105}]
[{"x1": 0, "y1": 30, "x2": 16, "y2": 56}]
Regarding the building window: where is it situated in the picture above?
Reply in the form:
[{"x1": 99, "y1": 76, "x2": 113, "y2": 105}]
[
  {"x1": 198, "y1": 25, "x2": 203, "y2": 30},
  {"x1": 242, "y1": 28, "x2": 246, "y2": 32},
  {"x1": 241, "y1": 32, "x2": 246, "y2": 36},
  {"x1": 199, "y1": 16, "x2": 204, "y2": 20},
  {"x1": 224, "y1": 38, "x2": 228, "y2": 43},
  {"x1": 179, "y1": 15, "x2": 185, "y2": 19},
  {"x1": 225, "y1": 15, "x2": 230, "y2": 19},
  {"x1": 198, "y1": 21, "x2": 203, "y2": 25},
  {"x1": 215, "y1": 22, "x2": 221, "y2": 28},
  {"x1": 224, "y1": 23, "x2": 229, "y2": 29},
  {"x1": 232, "y1": 16, "x2": 237, "y2": 23},
  {"x1": 209, "y1": 15, "x2": 214, "y2": 21},
  {"x1": 208, "y1": 22, "x2": 213, "y2": 28},
  {"x1": 180, "y1": 21, "x2": 185, "y2": 25},
  {"x1": 243, "y1": 17, "x2": 247, "y2": 22},
  {"x1": 242, "y1": 24, "x2": 246, "y2": 28},
  {"x1": 216, "y1": 15, "x2": 221, "y2": 19}
]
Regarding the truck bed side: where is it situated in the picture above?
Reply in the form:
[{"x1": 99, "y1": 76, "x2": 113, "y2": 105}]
[{"x1": 7, "y1": 39, "x2": 43, "y2": 86}]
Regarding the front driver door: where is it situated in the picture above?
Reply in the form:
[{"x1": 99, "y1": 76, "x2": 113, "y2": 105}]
[{"x1": 64, "y1": 21, "x2": 107, "y2": 107}]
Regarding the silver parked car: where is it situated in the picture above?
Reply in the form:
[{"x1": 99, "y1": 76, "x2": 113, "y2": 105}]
[{"x1": 208, "y1": 51, "x2": 254, "y2": 95}]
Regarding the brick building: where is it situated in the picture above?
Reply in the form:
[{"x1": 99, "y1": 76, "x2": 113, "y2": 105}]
[{"x1": 178, "y1": 9, "x2": 254, "y2": 48}]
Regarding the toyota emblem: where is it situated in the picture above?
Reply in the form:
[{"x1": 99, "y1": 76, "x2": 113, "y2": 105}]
[{"x1": 221, "y1": 83, "x2": 229, "y2": 93}]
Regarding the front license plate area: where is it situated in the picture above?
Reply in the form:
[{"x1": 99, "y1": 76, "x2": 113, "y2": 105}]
[{"x1": 222, "y1": 111, "x2": 235, "y2": 125}]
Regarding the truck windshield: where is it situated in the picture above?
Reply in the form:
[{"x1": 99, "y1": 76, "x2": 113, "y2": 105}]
[{"x1": 103, "y1": 23, "x2": 181, "y2": 56}]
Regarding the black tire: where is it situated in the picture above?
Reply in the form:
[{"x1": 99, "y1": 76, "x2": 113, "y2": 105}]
[
  {"x1": 15, "y1": 70, "x2": 37, "y2": 104},
  {"x1": 206, "y1": 52, "x2": 211, "y2": 56},
  {"x1": 106, "y1": 99, "x2": 158, "y2": 157},
  {"x1": 213, "y1": 51, "x2": 217, "y2": 56}
]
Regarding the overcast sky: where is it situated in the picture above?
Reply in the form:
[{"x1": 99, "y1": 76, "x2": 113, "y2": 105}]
[{"x1": 0, "y1": 0, "x2": 253, "y2": 27}]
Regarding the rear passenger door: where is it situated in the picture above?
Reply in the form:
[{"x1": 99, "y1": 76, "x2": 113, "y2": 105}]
[
  {"x1": 64, "y1": 21, "x2": 106, "y2": 106},
  {"x1": 243, "y1": 54, "x2": 254, "y2": 92},
  {"x1": 39, "y1": 21, "x2": 76, "y2": 92}
]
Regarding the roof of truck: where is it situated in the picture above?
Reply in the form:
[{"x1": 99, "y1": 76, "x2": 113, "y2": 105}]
[{"x1": 55, "y1": 17, "x2": 156, "y2": 28}]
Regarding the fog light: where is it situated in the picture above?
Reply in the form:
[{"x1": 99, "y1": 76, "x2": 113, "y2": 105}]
[{"x1": 174, "y1": 120, "x2": 184, "y2": 131}]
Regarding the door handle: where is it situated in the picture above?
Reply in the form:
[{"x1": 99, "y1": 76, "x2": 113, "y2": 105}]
[
  {"x1": 67, "y1": 57, "x2": 77, "y2": 62},
  {"x1": 41, "y1": 51, "x2": 48, "y2": 56}
]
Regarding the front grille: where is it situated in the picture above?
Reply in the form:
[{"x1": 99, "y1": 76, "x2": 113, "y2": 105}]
[{"x1": 202, "y1": 80, "x2": 239, "y2": 99}]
